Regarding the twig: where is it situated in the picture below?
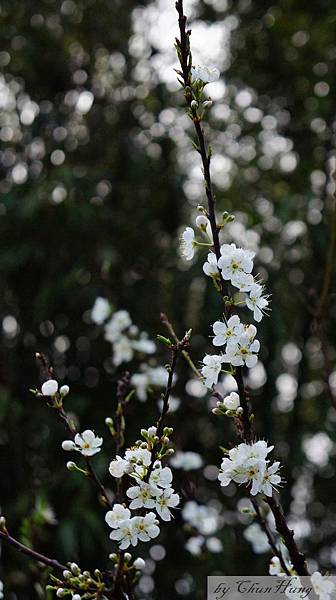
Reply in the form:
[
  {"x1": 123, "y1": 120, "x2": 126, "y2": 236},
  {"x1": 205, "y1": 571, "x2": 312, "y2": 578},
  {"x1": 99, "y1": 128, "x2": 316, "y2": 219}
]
[
  {"x1": 250, "y1": 498, "x2": 290, "y2": 576},
  {"x1": 0, "y1": 529, "x2": 67, "y2": 573}
]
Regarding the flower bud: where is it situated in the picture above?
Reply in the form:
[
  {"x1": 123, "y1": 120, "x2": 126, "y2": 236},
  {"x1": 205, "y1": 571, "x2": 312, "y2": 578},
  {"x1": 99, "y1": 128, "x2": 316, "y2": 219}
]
[
  {"x1": 105, "y1": 417, "x2": 114, "y2": 427},
  {"x1": 133, "y1": 557, "x2": 146, "y2": 570},
  {"x1": 124, "y1": 552, "x2": 132, "y2": 561},
  {"x1": 236, "y1": 407, "x2": 243, "y2": 415},
  {"x1": 109, "y1": 553, "x2": 118, "y2": 562},
  {"x1": 62, "y1": 570, "x2": 71, "y2": 579},
  {"x1": 191, "y1": 100, "x2": 198, "y2": 109},
  {"x1": 66, "y1": 461, "x2": 77, "y2": 471},
  {"x1": 60, "y1": 385, "x2": 70, "y2": 397},
  {"x1": 41, "y1": 379, "x2": 58, "y2": 396},
  {"x1": 196, "y1": 215, "x2": 208, "y2": 230},
  {"x1": 212, "y1": 408, "x2": 223, "y2": 415},
  {"x1": 62, "y1": 440, "x2": 76, "y2": 452},
  {"x1": 56, "y1": 590, "x2": 65, "y2": 598},
  {"x1": 73, "y1": 596, "x2": 81, "y2": 600},
  {"x1": 203, "y1": 99, "x2": 213, "y2": 109},
  {"x1": 70, "y1": 562, "x2": 80, "y2": 575}
]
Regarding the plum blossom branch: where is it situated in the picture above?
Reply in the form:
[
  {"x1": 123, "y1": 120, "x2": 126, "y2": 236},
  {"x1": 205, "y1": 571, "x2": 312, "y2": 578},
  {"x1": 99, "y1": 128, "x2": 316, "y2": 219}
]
[
  {"x1": 35, "y1": 353, "x2": 113, "y2": 509},
  {"x1": 175, "y1": 0, "x2": 308, "y2": 577}
]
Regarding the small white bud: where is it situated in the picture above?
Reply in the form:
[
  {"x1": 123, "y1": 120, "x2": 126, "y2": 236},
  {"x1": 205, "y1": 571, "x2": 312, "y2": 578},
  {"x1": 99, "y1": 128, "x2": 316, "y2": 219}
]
[
  {"x1": 60, "y1": 385, "x2": 70, "y2": 396},
  {"x1": 236, "y1": 407, "x2": 243, "y2": 415},
  {"x1": 73, "y1": 596, "x2": 81, "y2": 600},
  {"x1": 66, "y1": 461, "x2": 77, "y2": 471},
  {"x1": 124, "y1": 552, "x2": 132, "y2": 561},
  {"x1": 191, "y1": 100, "x2": 198, "y2": 109},
  {"x1": 196, "y1": 215, "x2": 208, "y2": 230},
  {"x1": 56, "y1": 590, "x2": 65, "y2": 598},
  {"x1": 105, "y1": 417, "x2": 113, "y2": 426},
  {"x1": 109, "y1": 553, "x2": 118, "y2": 562},
  {"x1": 41, "y1": 379, "x2": 58, "y2": 396},
  {"x1": 133, "y1": 557, "x2": 146, "y2": 570},
  {"x1": 70, "y1": 562, "x2": 80, "y2": 574},
  {"x1": 203, "y1": 100, "x2": 213, "y2": 109},
  {"x1": 62, "y1": 440, "x2": 76, "y2": 452},
  {"x1": 62, "y1": 570, "x2": 71, "y2": 579}
]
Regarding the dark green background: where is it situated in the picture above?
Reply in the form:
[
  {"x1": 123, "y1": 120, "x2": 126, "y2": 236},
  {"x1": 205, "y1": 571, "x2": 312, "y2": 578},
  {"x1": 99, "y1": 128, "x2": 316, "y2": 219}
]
[{"x1": 0, "y1": 0, "x2": 335, "y2": 598}]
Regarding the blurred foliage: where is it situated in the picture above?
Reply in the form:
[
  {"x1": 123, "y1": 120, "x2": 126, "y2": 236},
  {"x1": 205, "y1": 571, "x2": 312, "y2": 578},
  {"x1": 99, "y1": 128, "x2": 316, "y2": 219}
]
[{"x1": 0, "y1": 0, "x2": 335, "y2": 598}]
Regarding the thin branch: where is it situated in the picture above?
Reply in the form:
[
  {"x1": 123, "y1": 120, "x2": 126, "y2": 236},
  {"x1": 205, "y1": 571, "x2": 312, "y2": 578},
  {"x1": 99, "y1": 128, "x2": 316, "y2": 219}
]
[
  {"x1": 250, "y1": 498, "x2": 290, "y2": 576},
  {"x1": 175, "y1": 0, "x2": 308, "y2": 576},
  {"x1": 0, "y1": 529, "x2": 67, "y2": 573}
]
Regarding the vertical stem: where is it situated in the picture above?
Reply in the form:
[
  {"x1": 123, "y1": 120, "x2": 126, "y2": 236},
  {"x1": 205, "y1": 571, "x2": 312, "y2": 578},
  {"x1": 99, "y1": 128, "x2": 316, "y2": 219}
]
[{"x1": 175, "y1": 0, "x2": 308, "y2": 576}]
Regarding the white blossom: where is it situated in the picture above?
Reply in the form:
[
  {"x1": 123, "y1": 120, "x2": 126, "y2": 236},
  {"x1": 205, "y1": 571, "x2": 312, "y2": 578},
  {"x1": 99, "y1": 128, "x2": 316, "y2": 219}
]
[
  {"x1": 133, "y1": 557, "x2": 146, "y2": 570},
  {"x1": 261, "y1": 462, "x2": 282, "y2": 497},
  {"x1": 132, "y1": 512, "x2": 160, "y2": 543},
  {"x1": 149, "y1": 465, "x2": 173, "y2": 489},
  {"x1": 195, "y1": 214, "x2": 209, "y2": 230},
  {"x1": 218, "y1": 441, "x2": 281, "y2": 496},
  {"x1": 180, "y1": 227, "x2": 196, "y2": 261},
  {"x1": 223, "y1": 391, "x2": 240, "y2": 411},
  {"x1": 246, "y1": 283, "x2": 269, "y2": 322},
  {"x1": 91, "y1": 297, "x2": 110, "y2": 324},
  {"x1": 170, "y1": 451, "x2": 203, "y2": 471},
  {"x1": 62, "y1": 430, "x2": 103, "y2": 457},
  {"x1": 125, "y1": 447, "x2": 152, "y2": 468},
  {"x1": 59, "y1": 384, "x2": 70, "y2": 396},
  {"x1": 41, "y1": 379, "x2": 58, "y2": 396},
  {"x1": 191, "y1": 65, "x2": 220, "y2": 84},
  {"x1": 109, "y1": 456, "x2": 131, "y2": 478},
  {"x1": 218, "y1": 243, "x2": 255, "y2": 287},
  {"x1": 269, "y1": 555, "x2": 293, "y2": 576},
  {"x1": 222, "y1": 325, "x2": 260, "y2": 368},
  {"x1": 203, "y1": 252, "x2": 219, "y2": 277},
  {"x1": 126, "y1": 482, "x2": 160, "y2": 510},
  {"x1": 154, "y1": 488, "x2": 180, "y2": 521},
  {"x1": 311, "y1": 572, "x2": 335, "y2": 600},
  {"x1": 109, "y1": 519, "x2": 138, "y2": 550},
  {"x1": 201, "y1": 354, "x2": 226, "y2": 388},
  {"x1": 212, "y1": 315, "x2": 244, "y2": 347},
  {"x1": 105, "y1": 504, "x2": 131, "y2": 529}
]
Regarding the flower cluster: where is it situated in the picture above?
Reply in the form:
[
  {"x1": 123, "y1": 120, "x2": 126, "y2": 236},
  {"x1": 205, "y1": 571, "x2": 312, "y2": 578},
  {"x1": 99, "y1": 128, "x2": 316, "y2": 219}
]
[
  {"x1": 47, "y1": 562, "x2": 109, "y2": 599},
  {"x1": 218, "y1": 441, "x2": 281, "y2": 497},
  {"x1": 91, "y1": 298, "x2": 156, "y2": 366},
  {"x1": 106, "y1": 426, "x2": 179, "y2": 549}
]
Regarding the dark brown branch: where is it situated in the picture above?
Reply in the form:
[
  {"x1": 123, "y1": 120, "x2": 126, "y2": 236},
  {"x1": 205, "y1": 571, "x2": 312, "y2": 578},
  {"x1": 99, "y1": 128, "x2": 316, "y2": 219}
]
[
  {"x1": 266, "y1": 495, "x2": 308, "y2": 575},
  {"x1": 0, "y1": 530, "x2": 67, "y2": 573},
  {"x1": 250, "y1": 498, "x2": 290, "y2": 576}
]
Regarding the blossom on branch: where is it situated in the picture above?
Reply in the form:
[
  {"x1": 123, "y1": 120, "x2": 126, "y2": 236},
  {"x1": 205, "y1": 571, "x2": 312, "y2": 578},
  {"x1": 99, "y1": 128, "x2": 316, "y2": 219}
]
[
  {"x1": 62, "y1": 430, "x2": 103, "y2": 457},
  {"x1": 191, "y1": 65, "x2": 220, "y2": 84},
  {"x1": 201, "y1": 354, "x2": 226, "y2": 388},
  {"x1": 218, "y1": 441, "x2": 281, "y2": 497}
]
